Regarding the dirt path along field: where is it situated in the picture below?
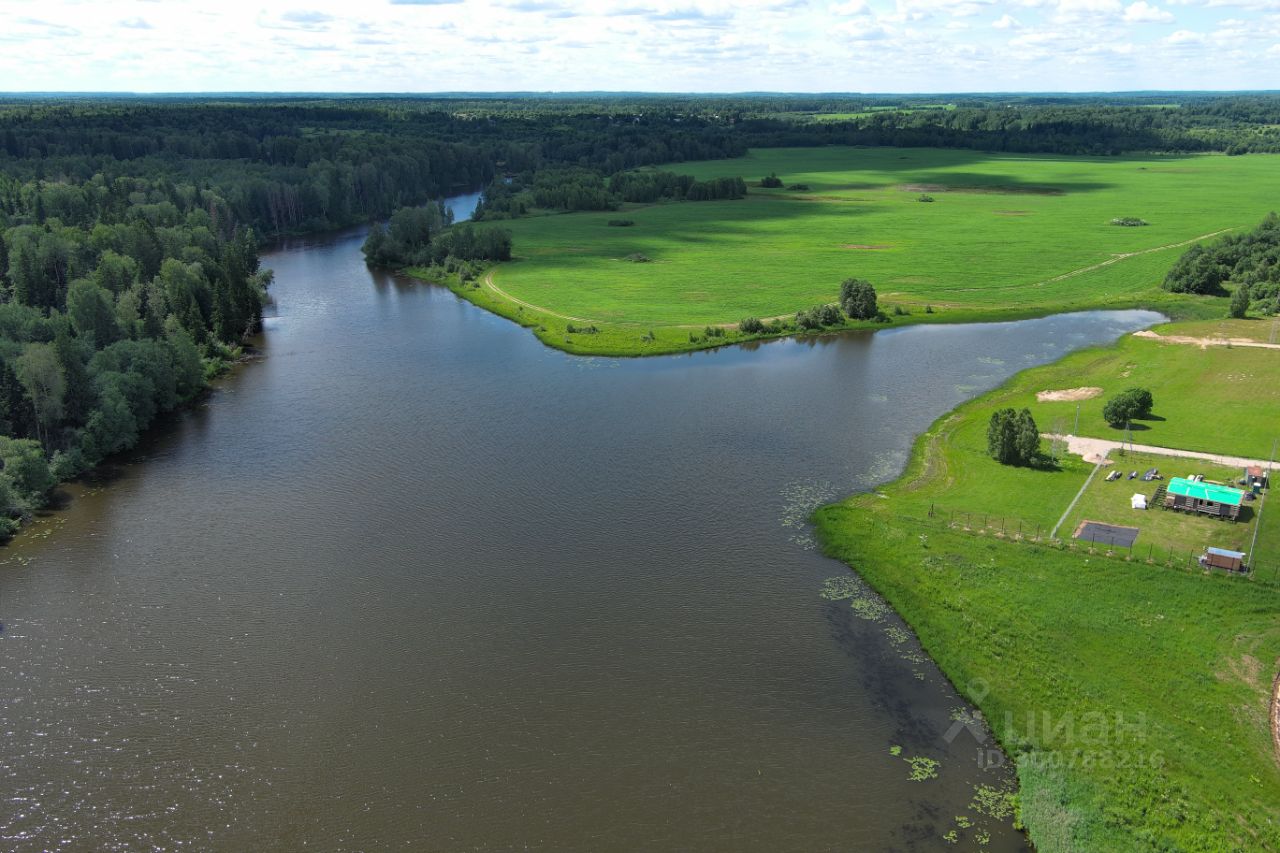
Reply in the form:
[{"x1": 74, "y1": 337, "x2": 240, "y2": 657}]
[
  {"x1": 1044, "y1": 434, "x2": 1274, "y2": 471},
  {"x1": 1134, "y1": 330, "x2": 1280, "y2": 351}
]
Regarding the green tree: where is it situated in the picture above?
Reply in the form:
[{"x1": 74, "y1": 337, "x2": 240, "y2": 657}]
[
  {"x1": 987, "y1": 408, "x2": 1020, "y2": 465},
  {"x1": 1103, "y1": 394, "x2": 1137, "y2": 428},
  {"x1": 53, "y1": 323, "x2": 96, "y2": 427},
  {"x1": 0, "y1": 356, "x2": 37, "y2": 440},
  {"x1": 1124, "y1": 387, "x2": 1154, "y2": 419},
  {"x1": 1229, "y1": 283, "x2": 1250, "y2": 318},
  {"x1": 989, "y1": 408, "x2": 1040, "y2": 465},
  {"x1": 0, "y1": 435, "x2": 54, "y2": 496},
  {"x1": 1015, "y1": 408, "x2": 1041, "y2": 464},
  {"x1": 840, "y1": 278, "x2": 878, "y2": 320},
  {"x1": 92, "y1": 250, "x2": 139, "y2": 295},
  {"x1": 15, "y1": 342, "x2": 66, "y2": 448},
  {"x1": 67, "y1": 278, "x2": 120, "y2": 347}
]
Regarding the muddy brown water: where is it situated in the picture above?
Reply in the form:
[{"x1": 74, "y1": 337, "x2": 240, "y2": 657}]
[{"x1": 0, "y1": 192, "x2": 1162, "y2": 850}]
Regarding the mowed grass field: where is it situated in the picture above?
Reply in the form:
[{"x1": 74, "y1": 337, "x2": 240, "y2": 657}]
[
  {"x1": 489, "y1": 148, "x2": 1280, "y2": 340},
  {"x1": 813, "y1": 321, "x2": 1280, "y2": 850},
  {"x1": 1023, "y1": 329, "x2": 1280, "y2": 460}
]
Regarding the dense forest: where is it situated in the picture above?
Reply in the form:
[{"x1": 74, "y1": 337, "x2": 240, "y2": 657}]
[
  {"x1": 0, "y1": 172, "x2": 269, "y2": 536},
  {"x1": 4, "y1": 92, "x2": 1280, "y2": 537},
  {"x1": 1163, "y1": 212, "x2": 1280, "y2": 314}
]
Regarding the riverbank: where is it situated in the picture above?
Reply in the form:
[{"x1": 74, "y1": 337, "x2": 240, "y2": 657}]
[
  {"x1": 413, "y1": 260, "x2": 1222, "y2": 357},
  {"x1": 421, "y1": 146, "x2": 1278, "y2": 357},
  {"x1": 813, "y1": 320, "x2": 1280, "y2": 851}
]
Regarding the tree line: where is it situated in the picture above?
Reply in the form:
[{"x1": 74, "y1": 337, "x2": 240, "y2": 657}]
[
  {"x1": 362, "y1": 202, "x2": 512, "y2": 268},
  {"x1": 473, "y1": 170, "x2": 747, "y2": 219},
  {"x1": 1163, "y1": 212, "x2": 1280, "y2": 315},
  {"x1": 0, "y1": 169, "x2": 270, "y2": 537}
]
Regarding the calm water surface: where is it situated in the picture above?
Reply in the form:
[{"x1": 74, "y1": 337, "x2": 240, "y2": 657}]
[{"x1": 0, "y1": 194, "x2": 1162, "y2": 850}]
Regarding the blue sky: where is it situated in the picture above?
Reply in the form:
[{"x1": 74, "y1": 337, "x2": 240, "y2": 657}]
[{"x1": 0, "y1": 0, "x2": 1275, "y2": 93}]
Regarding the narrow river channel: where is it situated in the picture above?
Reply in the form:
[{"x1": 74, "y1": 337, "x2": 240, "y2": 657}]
[{"x1": 0, "y1": 191, "x2": 1162, "y2": 851}]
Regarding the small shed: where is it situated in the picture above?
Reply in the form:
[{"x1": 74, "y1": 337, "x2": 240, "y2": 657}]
[
  {"x1": 1164, "y1": 477, "x2": 1245, "y2": 519},
  {"x1": 1245, "y1": 465, "x2": 1269, "y2": 490},
  {"x1": 1131, "y1": 493, "x2": 1147, "y2": 510},
  {"x1": 1202, "y1": 547, "x2": 1247, "y2": 572}
]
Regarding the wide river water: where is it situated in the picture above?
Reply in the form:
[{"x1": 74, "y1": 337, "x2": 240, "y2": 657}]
[{"x1": 0, "y1": 192, "x2": 1163, "y2": 851}]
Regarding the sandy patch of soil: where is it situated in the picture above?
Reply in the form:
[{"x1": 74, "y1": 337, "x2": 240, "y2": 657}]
[
  {"x1": 1134, "y1": 329, "x2": 1280, "y2": 351},
  {"x1": 1036, "y1": 386, "x2": 1103, "y2": 402}
]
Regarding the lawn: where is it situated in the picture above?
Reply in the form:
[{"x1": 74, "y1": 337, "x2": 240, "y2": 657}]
[
  {"x1": 812, "y1": 320, "x2": 1280, "y2": 851},
  {"x1": 468, "y1": 147, "x2": 1280, "y2": 355}
]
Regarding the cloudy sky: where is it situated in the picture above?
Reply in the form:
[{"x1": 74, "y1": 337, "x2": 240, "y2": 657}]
[{"x1": 0, "y1": 0, "x2": 1276, "y2": 93}]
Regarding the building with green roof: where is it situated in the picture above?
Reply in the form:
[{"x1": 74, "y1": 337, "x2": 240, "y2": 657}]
[{"x1": 1163, "y1": 477, "x2": 1245, "y2": 519}]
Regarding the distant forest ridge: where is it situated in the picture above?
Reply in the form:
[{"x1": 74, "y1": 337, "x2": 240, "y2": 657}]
[{"x1": 2, "y1": 92, "x2": 1280, "y2": 236}]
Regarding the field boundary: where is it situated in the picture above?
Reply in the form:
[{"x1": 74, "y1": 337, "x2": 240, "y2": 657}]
[{"x1": 1051, "y1": 454, "x2": 1108, "y2": 539}]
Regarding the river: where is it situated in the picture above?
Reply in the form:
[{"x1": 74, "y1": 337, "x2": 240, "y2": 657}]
[{"x1": 0, "y1": 191, "x2": 1162, "y2": 851}]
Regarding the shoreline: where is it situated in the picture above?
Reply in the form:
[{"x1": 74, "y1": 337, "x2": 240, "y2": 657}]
[
  {"x1": 408, "y1": 260, "x2": 1214, "y2": 358},
  {"x1": 810, "y1": 322, "x2": 1280, "y2": 850}
]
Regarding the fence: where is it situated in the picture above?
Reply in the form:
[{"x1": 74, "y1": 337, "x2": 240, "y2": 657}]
[{"x1": 918, "y1": 503, "x2": 1280, "y2": 582}]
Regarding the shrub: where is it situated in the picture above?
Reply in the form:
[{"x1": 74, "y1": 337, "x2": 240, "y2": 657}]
[
  {"x1": 760, "y1": 173, "x2": 783, "y2": 188},
  {"x1": 925, "y1": 305, "x2": 934, "y2": 314},
  {"x1": 607, "y1": 219, "x2": 635, "y2": 227},
  {"x1": 918, "y1": 194, "x2": 935, "y2": 203},
  {"x1": 703, "y1": 325, "x2": 725, "y2": 338},
  {"x1": 893, "y1": 305, "x2": 907, "y2": 316},
  {"x1": 796, "y1": 303, "x2": 843, "y2": 330},
  {"x1": 1110, "y1": 217, "x2": 1149, "y2": 227},
  {"x1": 739, "y1": 316, "x2": 766, "y2": 334},
  {"x1": 787, "y1": 183, "x2": 811, "y2": 191}
]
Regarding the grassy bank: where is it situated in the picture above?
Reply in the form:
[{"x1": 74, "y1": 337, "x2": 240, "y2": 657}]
[
  {"x1": 437, "y1": 146, "x2": 1277, "y2": 356},
  {"x1": 813, "y1": 324, "x2": 1280, "y2": 850}
]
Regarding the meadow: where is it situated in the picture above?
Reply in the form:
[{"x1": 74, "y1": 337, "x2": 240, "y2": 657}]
[
  {"x1": 475, "y1": 147, "x2": 1280, "y2": 355},
  {"x1": 813, "y1": 321, "x2": 1280, "y2": 851},
  {"x1": 1018, "y1": 328, "x2": 1280, "y2": 460}
]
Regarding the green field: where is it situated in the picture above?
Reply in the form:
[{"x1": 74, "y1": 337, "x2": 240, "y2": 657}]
[
  {"x1": 842, "y1": 328, "x2": 1280, "y2": 558},
  {"x1": 1020, "y1": 331, "x2": 1280, "y2": 461},
  {"x1": 462, "y1": 147, "x2": 1280, "y2": 355},
  {"x1": 813, "y1": 322, "x2": 1280, "y2": 850}
]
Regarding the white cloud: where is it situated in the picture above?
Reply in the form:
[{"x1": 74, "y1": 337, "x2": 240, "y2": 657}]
[
  {"x1": 0, "y1": 0, "x2": 1276, "y2": 92},
  {"x1": 1123, "y1": 1, "x2": 1174, "y2": 20},
  {"x1": 837, "y1": 20, "x2": 893, "y2": 37},
  {"x1": 1054, "y1": 0, "x2": 1123, "y2": 18}
]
